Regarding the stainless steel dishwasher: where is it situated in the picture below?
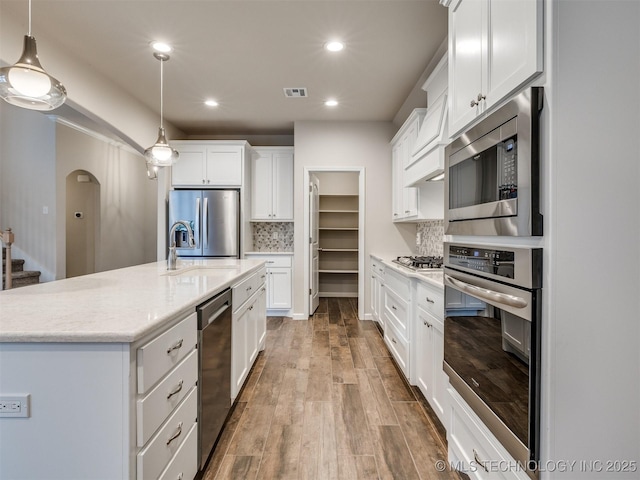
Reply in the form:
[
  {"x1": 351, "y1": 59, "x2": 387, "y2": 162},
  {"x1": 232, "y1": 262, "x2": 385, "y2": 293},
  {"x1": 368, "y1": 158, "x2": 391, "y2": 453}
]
[{"x1": 197, "y1": 288, "x2": 232, "y2": 470}]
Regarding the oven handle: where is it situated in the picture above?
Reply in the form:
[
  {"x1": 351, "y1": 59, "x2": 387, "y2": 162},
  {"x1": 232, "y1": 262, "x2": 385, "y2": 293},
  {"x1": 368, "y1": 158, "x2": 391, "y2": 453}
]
[{"x1": 444, "y1": 274, "x2": 528, "y2": 309}]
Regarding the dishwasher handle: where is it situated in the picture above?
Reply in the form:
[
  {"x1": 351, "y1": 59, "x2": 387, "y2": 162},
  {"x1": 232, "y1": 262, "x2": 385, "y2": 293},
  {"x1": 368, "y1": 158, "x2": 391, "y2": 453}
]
[{"x1": 197, "y1": 288, "x2": 232, "y2": 330}]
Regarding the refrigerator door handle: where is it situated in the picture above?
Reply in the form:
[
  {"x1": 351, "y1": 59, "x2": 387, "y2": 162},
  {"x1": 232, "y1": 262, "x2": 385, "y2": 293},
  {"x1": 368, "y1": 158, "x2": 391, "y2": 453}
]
[
  {"x1": 196, "y1": 197, "x2": 201, "y2": 248},
  {"x1": 203, "y1": 197, "x2": 209, "y2": 248}
]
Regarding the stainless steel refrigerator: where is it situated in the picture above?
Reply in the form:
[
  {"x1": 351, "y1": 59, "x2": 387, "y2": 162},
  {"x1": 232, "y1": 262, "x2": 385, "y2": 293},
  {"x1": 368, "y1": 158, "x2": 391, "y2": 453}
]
[{"x1": 168, "y1": 189, "x2": 240, "y2": 258}]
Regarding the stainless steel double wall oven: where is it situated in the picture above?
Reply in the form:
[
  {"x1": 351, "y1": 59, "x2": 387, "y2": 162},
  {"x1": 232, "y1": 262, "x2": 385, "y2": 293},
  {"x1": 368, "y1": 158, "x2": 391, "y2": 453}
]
[
  {"x1": 443, "y1": 87, "x2": 544, "y2": 475},
  {"x1": 443, "y1": 243, "x2": 542, "y2": 472}
]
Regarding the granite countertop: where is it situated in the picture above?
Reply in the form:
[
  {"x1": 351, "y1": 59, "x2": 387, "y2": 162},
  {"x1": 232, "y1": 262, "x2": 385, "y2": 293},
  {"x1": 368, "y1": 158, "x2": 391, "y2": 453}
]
[
  {"x1": 0, "y1": 258, "x2": 264, "y2": 343},
  {"x1": 371, "y1": 254, "x2": 444, "y2": 289}
]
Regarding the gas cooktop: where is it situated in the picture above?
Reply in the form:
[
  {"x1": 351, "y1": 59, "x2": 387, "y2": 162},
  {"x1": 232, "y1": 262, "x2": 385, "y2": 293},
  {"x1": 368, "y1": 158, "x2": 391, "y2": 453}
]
[{"x1": 393, "y1": 255, "x2": 444, "y2": 270}]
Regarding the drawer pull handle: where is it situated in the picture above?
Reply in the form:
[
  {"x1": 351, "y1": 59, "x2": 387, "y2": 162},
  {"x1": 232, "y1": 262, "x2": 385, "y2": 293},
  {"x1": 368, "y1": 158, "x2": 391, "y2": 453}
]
[
  {"x1": 391, "y1": 337, "x2": 397, "y2": 344},
  {"x1": 261, "y1": 275, "x2": 266, "y2": 279},
  {"x1": 423, "y1": 320, "x2": 432, "y2": 327},
  {"x1": 167, "y1": 422, "x2": 183, "y2": 446},
  {"x1": 166, "y1": 339, "x2": 183, "y2": 355},
  {"x1": 267, "y1": 261, "x2": 275, "y2": 264},
  {"x1": 426, "y1": 297, "x2": 435, "y2": 304},
  {"x1": 473, "y1": 449, "x2": 488, "y2": 472},
  {"x1": 249, "y1": 305, "x2": 254, "y2": 311},
  {"x1": 177, "y1": 474, "x2": 183, "y2": 480},
  {"x1": 391, "y1": 305, "x2": 397, "y2": 311},
  {"x1": 261, "y1": 288, "x2": 266, "y2": 292},
  {"x1": 167, "y1": 380, "x2": 184, "y2": 400}
]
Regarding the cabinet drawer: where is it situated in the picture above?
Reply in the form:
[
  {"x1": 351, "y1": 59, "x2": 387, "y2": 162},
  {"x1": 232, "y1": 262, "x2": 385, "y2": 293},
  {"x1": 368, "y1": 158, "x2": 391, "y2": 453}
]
[
  {"x1": 137, "y1": 349, "x2": 198, "y2": 447},
  {"x1": 137, "y1": 313, "x2": 197, "y2": 394},
  {"x1": 245, "y1": 254, "x2": 292, "y2": 268},
  {"x1": 448, "y1": 388, "x2": 527, "y2": 480},
  {"x1": 384, "y1": 320, "x2": 409, "y2": 378},
  {"x1": 385, "y1": 267, "x2": 411, "y2": 300},
  {"x1": 370, "y1": 258, "x2": 385, "y2": 278},
  {"x1": 137, "y1": 386, "x2": 198, "y2": 480},
  {"x1": 416, "y1": 280, "x2": 444, "y2": 319},
  {"x1": 383, "y1": 287, "x2": 409, "y2": 339},
  {"x1": 158, "y1": 422, "x2": 198, "y2": 480},
  {"x1": 233, "y1": 268, "x2": 267, "y2": 310}
]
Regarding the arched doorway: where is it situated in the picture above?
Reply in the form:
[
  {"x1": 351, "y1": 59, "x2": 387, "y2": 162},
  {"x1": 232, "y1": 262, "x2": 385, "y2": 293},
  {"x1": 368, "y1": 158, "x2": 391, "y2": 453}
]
[{"x1": 65, "y1": 170, "x2": 100, "y2": 278}]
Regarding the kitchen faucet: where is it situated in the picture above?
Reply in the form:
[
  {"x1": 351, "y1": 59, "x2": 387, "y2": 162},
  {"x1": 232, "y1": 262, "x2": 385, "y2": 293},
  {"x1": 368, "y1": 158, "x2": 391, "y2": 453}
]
[{"x1": 168, "y1": 220, "x2": 195, "y2": 270}]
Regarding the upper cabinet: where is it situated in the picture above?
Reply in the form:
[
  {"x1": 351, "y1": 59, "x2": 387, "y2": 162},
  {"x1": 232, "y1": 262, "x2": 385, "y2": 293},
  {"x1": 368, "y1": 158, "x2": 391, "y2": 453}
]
[
  {"x1": 391, "y1": 109, "x2": 425, "y2": 222},
  {"x1": 447, "y1": 0, "x2": 543, "y2": 137},
  {"x1": 405, "y1": 54, "x2": 449, "y2": 186},
  {"x1": 171, "y1": 141, "x2": 250, "y2": 187},
  {"x1": 391, "y1": 109, "x2": 444, "y2": 222},
  {"x1": 251, "y1": 147, "x2": 294, "y2": 221}
]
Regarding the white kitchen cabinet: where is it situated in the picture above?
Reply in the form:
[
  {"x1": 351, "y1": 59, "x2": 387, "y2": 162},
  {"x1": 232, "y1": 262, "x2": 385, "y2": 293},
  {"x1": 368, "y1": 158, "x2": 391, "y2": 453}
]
[
  {"x1": 369, "y1": 256, "x2": 385, "y2": 328},
  {"x1": 251, "y1": 147, "x2": 294, "y2": 221},
  {"x1": 391, "y1": 109, "x2": 424, "y2": 222},
  {"x1": 447, "y1": 0, "x2": 543, "y2": 136},
  {"x1": 406, "y1": 53, "x2": 449, "y2": 189},
  {"x1": 244, "y1": 253, "x2": 292, "y2": 313},
  {"x1": 231, "y1": 268, "x2": 267, "y2": 399},
  {"x1": 391, "y1": 109, "x2": 444, "y2": 222},
  {"x1": 447, "y1": 387, "x2": 531, "y2": 480},
  {"x1": 171, "y1": 141, "x2": 249, "y2": 187},
  {"x1": 414, "y1": 280, "x2": 447, "y2": 426},
  {"x1": 382, "y1": 267, "x2": 412, "y2": 378}
]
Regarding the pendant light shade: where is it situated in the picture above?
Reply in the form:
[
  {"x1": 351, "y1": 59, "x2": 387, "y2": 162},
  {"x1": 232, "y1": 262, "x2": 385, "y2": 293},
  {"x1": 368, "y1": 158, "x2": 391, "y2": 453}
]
[
  {"x1": 0, "y1": 1, "x2": 66, "y2": 111},
  {"x1": 144, "y1": 52, "x2": 178, "y2": 169}
]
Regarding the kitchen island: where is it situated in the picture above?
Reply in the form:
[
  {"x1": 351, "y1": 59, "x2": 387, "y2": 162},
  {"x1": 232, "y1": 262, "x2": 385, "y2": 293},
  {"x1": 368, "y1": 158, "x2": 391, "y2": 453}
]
[{"x1": 0, "y1": 258, "x2": 266, "y2": 480}]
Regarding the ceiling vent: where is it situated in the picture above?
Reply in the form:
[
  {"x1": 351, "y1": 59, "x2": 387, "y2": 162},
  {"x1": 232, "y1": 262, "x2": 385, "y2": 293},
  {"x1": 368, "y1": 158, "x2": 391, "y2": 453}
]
[{"x1": 283, "y1": 88, "x2": 308, "y2": 98}]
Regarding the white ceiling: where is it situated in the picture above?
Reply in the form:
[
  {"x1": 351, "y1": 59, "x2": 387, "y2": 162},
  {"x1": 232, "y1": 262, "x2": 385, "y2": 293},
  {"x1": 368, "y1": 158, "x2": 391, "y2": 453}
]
[{"x1": 1, "y1": 0, "x2": 448, "y2": 136}]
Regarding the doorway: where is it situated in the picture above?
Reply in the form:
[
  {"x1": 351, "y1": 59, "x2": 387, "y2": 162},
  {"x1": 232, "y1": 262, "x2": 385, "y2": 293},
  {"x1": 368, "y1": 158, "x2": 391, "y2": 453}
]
[
  {"x1": 304, "y1": 167, "x2": 365, "y2": 319},
  {"x1": 65, "y1": 170, "x2": 100, "y2": 278}
]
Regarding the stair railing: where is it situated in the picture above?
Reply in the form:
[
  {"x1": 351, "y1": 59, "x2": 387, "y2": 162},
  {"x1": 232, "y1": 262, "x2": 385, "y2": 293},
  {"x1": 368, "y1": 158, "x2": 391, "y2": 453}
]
[{"x1": 1, "y1": 228, "x2": 14, "y2": 290}]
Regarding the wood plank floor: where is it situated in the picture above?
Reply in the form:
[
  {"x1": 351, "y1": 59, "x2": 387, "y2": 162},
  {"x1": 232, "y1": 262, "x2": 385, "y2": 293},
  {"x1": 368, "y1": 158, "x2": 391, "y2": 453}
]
[{"x1": 202, "y1": 298, "x2": 460, "y2": 480}]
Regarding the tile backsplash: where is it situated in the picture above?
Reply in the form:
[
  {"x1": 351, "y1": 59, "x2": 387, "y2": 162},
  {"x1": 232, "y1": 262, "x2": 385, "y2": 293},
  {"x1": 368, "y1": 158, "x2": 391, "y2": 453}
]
[
  {"x1": 252, "y1": 222, "x2": 294, "y2": 252},
  {"x1": 416, "y1": 220, "x2": 444, "y2": 257}
]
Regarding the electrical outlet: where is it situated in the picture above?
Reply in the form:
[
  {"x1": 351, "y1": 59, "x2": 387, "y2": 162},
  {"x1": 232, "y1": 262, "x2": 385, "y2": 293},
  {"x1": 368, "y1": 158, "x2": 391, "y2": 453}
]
[
  {"x1": 416, "y1": 231, "x2": 422, "y2": 246},
  {"x1": 0, "y1": 394, "x2": 30, "y2": 417},
  {"x1": 272, "y1": 232, "x2": 278, "y2": 240}
]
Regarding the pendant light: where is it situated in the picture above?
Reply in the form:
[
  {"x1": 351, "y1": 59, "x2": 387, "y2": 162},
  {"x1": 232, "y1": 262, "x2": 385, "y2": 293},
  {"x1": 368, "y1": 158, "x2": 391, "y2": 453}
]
[
  {"x1": 144, "y1": 52, "x2": 178, "y2": 167},
  {"x1": 0, "y1": 0, "x2": 67, "y2": 111}
]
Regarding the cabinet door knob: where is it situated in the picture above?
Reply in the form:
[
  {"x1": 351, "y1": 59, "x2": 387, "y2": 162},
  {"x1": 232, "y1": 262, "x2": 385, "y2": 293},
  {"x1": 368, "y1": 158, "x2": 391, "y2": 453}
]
[
  {"x1": 391, "y1": 305, "x2": 397, "y2": 311},
  {"x1": 423, "y1": 320, "x2": 432, "y2": 328},
  {"x1": 391, "y1": 337, "x2": 397, "y2": 344},
  {"x1": 470, "y1": 93, "x2": 486, "y2": 108}
]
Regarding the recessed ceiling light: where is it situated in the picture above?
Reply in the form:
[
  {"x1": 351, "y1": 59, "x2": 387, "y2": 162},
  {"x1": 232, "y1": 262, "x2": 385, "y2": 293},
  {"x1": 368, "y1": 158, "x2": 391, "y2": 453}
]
[
  {"x1": 325, "y1": 99, "x2": 339, "y2": 107},
  {"x1": 324, "y1": 41, "x2": 344, "y2": 52},
  {"x1": 204, "y1": 99, "x2": 219, "y2": 107},
  {"x1": 151, "y1": 41, "x2": 172, "y2": 53}
]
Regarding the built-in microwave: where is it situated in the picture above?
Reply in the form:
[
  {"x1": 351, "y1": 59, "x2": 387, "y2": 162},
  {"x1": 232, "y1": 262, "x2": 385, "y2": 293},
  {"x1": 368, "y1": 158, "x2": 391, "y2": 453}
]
[{"x1": 445, "y1": 87, "x2": 543, "y2": 236}]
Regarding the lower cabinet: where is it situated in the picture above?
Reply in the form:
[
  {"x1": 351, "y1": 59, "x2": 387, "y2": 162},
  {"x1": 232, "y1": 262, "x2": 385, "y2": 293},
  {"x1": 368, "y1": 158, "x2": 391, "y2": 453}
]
[
  {"x1": 135, "y1": 312, "x2": 199, "y2": 480},
  {"x1": 370, "y1": 257, "x2": 385, "y2": 328},
  {"x1": 231, "y1": 268, "x2": 267, "y2": 399},
  {"x1": 244, "y1": 253, "x2": 292, "y2": 313},
  {"x1": 447, "y1": 387, "x2": 531, "y2": 480},
  {"x1": 382, "y1": 268, "x2": 412, "y2": 379}
]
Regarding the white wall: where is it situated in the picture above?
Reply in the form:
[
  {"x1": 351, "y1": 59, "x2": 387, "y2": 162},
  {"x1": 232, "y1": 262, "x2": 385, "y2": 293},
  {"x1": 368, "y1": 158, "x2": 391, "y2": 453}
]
[
  {"x1": 541, "y1": 1, "x2": 640, "y2": 476},
  {"x1": 55, "y1": 123, "x2": 158, "y2": 276},
  {"x1": 293, "y1": 121, "x2": 417, "y2": 318},
  {"x1": 0, "y1": 104, "x2": 57, "y2": 281}
]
